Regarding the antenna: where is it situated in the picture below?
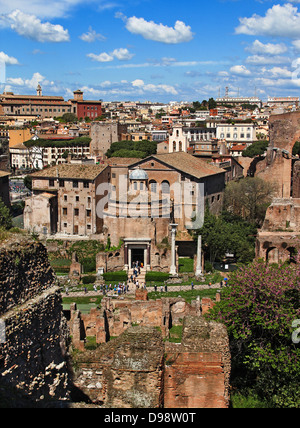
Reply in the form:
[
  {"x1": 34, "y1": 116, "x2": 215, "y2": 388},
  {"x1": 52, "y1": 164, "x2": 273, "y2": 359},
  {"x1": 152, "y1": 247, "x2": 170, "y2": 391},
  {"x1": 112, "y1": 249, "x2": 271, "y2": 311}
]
[{"x1": 225, "y1": 87, "x2": 229, "y2": 97}]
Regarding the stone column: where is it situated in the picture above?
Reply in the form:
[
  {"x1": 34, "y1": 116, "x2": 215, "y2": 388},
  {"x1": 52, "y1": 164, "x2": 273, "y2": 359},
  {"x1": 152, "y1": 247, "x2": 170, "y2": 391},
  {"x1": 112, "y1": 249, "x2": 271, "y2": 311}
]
[
  {"x1": 124, "y1": 244, "x2": 128, "y2": 271},
  {"x1": 169, "y1": 224, "x2": 178, "y2": 276},
  {"x1": 195, "y1": 235, "x2": 202, "y2": 276}
]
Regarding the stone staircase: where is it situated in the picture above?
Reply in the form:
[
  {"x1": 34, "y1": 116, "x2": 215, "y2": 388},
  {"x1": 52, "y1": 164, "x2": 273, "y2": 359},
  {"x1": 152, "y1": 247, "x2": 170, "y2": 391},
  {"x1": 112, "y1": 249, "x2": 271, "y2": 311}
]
[{"x1": 127, "y1": 267, "x2": 147, "y2": 286}]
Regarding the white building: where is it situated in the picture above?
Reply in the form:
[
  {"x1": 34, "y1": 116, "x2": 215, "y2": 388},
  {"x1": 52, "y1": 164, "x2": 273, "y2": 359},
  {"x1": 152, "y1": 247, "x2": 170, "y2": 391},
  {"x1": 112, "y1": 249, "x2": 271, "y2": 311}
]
[
  {"x1": 169, "y1": 123, "x2": 217, "y2": 153},
  {"x1": 216, "y1": 123, "x2": 256, "y2": 145}
]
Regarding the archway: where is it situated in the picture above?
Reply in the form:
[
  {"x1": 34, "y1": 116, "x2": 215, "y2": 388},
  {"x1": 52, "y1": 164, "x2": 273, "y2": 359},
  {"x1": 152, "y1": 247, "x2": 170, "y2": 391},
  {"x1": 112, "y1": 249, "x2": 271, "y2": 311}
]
[{"x1": 266, "y1": 247, "x2": 279, "y2": 263}]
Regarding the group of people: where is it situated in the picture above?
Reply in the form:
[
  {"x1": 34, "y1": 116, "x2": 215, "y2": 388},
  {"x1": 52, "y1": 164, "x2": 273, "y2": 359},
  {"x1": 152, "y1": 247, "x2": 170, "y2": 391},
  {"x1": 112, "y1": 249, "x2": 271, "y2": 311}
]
[{"x1": 92, "y1": 283, "x2": 129, "y2": 296}]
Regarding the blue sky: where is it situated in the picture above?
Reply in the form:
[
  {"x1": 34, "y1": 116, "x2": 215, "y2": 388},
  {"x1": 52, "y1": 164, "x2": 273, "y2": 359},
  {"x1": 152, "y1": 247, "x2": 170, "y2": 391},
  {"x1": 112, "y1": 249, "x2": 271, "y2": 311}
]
[{"x1": 1, "y1": 0, "x2": 300, "y2": 102}]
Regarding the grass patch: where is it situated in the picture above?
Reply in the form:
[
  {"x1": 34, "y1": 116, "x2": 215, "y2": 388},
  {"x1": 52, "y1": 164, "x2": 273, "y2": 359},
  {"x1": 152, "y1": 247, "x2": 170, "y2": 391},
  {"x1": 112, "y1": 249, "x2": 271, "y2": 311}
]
[
  {"x1": 169, "y1": 325, "x2": 183, "y2": 343},
  {"x1": 148, "y1": 288, "x2": 218, "y2": 304},
  {"x1": 231, "y1": 393, "x2": 271, "y2": 408},
  {"x1": 178, "y1": 258, "x2": 194, "y2": 273}
]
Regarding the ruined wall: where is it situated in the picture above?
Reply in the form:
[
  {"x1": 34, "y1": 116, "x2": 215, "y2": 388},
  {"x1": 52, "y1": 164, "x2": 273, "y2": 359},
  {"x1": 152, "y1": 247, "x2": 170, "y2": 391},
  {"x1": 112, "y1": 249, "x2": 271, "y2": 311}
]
[
  {"x1": 164, "y1": 317, "x2": 231, "y2": 409},
  {"x1": 74, "y1": 326, "x2": 165, "y2": 408},
  {"x1": 293, "y1": 161, "x2": 300, "y2": 199},
  {"x1": 0, "y1": 236, "x2": 69, "y2": 406},
  {"x1": 256, "y1": 112, "x2": 300, "y2": 197},
  {"x1": 73, "y1": 317, "x2": 230, "y2": 409},
  {"x1": 72, "y1": 294, "x2": 203, "y2": 344}
]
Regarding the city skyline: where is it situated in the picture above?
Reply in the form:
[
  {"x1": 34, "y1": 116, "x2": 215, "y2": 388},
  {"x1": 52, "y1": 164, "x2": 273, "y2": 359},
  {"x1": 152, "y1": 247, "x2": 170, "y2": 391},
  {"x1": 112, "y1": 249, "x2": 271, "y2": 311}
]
[{"x1": 1, "y1": 1, "x2": 300, "y2": 102}]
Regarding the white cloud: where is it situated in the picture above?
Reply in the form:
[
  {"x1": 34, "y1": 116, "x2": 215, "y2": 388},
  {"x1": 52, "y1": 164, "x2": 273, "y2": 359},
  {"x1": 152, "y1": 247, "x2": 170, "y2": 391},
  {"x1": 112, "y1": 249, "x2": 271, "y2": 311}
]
[
  {"x1": 1, "y1": 9, "x2": 70, "y2": 42},
  {"x1": 0, "y1": 0, "x2": 92, "y2": 19},
  {"x1": 80, "y1": 26, "x2": 106, "y2": 42},
  {"x1": 0, "y1": 51, "x2": 19, "y2": 65},
  {"x1": 236, "y1": 3, "x2": 300, "y2": 38},
  {"x1": 230, "y1": 65, "x2": 251, "y2": 76},
  {"x1": 246, "y1": 40, "x2": 287, "y2": 55},
  {"x1": 124, "y1": 16, "x2": 194, "y2": 44},
  {"x1": 6, "y1": 72, "x2": 45, "y2": 89},
  {"x1": 246, "y1": 55, "x2": 290, "y2": 65},
  {"x1": 131, "y1": 79, "x2": 178, "y2": 95},
  {"x1": 87, "y1": 52, "x2": 114, "y2": 62},
  {"x1": 111, "y1": 48, "x2": 134, "y2": 61},
  {"x1": 87, "y1": 48, "x2": 134, "y2": 62}
]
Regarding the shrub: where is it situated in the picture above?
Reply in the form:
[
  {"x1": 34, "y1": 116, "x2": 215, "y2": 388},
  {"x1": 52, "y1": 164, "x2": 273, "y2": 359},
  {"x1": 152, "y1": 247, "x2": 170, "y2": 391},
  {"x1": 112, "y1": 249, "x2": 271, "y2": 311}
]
[
  {"x1": 103, "y1": 271, "x2": 127, "y2": 282},
  {"x1": 82, "y1": 275, "x2": 96, "y2": 285},
  {"x1": 145, "y1": 271, "x2": 170, "y2": 282}
]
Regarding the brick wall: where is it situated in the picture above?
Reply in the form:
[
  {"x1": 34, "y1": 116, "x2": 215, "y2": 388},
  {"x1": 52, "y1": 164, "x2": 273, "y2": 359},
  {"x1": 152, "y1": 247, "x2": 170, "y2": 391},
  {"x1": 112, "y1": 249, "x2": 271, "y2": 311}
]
[{"x1": 0, "y1": 236, "x2": 69, "y2": 406}]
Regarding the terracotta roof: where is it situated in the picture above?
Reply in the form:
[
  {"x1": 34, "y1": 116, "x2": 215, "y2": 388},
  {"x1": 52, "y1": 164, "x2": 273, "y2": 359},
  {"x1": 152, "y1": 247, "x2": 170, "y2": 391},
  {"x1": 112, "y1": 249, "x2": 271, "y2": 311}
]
[
  {"x1": 107, "y1": 157, "x2": 142, "y2": 166},
  {"x1": 151, "y1": 152, "x2": 226, "y2": 179},
  {"x1": 230, "y1": 145, "x2": 247, "y2": 151},
  {"x1": 31, "y1": 164, "x2": 107, "y2": 181}
]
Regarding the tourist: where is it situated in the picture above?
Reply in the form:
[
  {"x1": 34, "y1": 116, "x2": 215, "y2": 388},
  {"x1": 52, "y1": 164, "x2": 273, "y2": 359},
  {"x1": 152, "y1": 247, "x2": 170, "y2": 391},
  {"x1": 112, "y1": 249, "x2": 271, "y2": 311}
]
[
  {"x1": 165, "y1": 284, "x2": 168, "y2": 292},
  {"x1": 160, "y1": 285, "x2": 163, "y2": 292},
  {"x1": 191, "y1": 281, "x2": 194, "y2": 290},
  {"x1": 154, "y1": 284, "x2": 157, "y2": 292}
]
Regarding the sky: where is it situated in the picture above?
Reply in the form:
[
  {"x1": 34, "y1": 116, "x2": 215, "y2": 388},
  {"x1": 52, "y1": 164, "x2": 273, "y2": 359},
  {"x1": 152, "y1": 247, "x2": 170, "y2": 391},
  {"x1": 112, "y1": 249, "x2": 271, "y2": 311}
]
[{"x1": 2, "y1": 0, "x2": 300, "y2": 102}]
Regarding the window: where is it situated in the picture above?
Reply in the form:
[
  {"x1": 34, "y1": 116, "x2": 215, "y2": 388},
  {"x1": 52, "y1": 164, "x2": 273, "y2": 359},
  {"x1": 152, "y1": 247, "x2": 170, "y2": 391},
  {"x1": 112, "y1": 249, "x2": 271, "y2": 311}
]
[
  {"x1": 59, "y1": 180, "x2": 65, "y2": 187},
  {"x1": 84, "y1": 182, "x2": 89, "y2": 189},
  {"x1": 140, "y1": 182, "x2": 144, "y2": 191},
  {"x1": 49, "y1": 179, "x2": 55, "y2": 187},
  {"x1": 150, "y1": 181, "x2": 157, "y2": 193},
  {"x1": 134, "y1": 182, "x2": 138, "y2": 191},
  {"x1": 63, "y1": 208, "x2": 67, "y2": 216},
  {"x1": 76, "y1": 196, "x2": 79, "y2": 202},
  {"x1": 86, "y1": 209, "x2": 91, "y2": 217},
  {"x1": 64, "y1": 195, "x2": 67, "y2": 202},
  {"x1": 161, "y1": 181, "x2": 170, "y2": 194},
  {"x1": 87, "y1": 224, "x2": 91, "y2": 230},
  {"x1": 74, "y1": 208, "x2": 79, "y2": 216},
  {"x1": 73, "y1": 180, "x2": 79, "y2": 189}
]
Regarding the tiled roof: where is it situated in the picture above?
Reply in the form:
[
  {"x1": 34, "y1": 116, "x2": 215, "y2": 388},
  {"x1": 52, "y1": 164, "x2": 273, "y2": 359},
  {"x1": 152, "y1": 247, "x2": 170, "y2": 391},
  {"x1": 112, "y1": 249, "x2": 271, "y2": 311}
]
[
  {"x1": 31, "y1": 163, "x2": 107, "y2": 181},
  {"x1": 152, "y1": 152, "x2": 226, "y2": 179},
  {"x1": 107, "y1": 157, "x2": 142, "y2": 166}
]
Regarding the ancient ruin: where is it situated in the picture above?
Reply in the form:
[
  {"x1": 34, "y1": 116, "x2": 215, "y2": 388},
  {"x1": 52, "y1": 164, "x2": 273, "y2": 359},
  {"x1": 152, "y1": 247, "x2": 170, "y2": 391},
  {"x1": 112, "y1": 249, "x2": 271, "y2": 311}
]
[
  {"x1": 255, "y1": 111, "x2": 300, "y2": 261},
  {"x1": 0, "y1": 235, "x2": 230, "y2": 408},
  {"x1": 0, "y1": 235, "x2": 69, "y2": 406},
  {"x1": 73, "y1": 318, "x2": 230, "y2": 408}
]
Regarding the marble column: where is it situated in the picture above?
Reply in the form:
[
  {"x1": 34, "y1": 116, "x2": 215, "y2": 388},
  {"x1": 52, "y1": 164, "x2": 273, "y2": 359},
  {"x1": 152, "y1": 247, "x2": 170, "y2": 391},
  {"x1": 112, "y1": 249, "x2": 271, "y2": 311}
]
[
  {"x1": 195, "y1": 235, "x2": 202, "y2": 276},
  {"x1": 124, "y1": 244, "x2": 129, "y2": 271},
  {"x1": 169, "y1": 224, "x2": 178, "y2": 276}
]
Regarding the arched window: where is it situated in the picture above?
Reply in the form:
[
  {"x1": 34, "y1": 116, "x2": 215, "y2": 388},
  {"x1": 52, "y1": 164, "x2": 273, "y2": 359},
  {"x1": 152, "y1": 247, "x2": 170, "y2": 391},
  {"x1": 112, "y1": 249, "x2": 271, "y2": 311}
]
[
  {"x1": 173, "y1": 141, "x2": 176, "y2": 152},
  {"x1": 161, "y1": 180, "x2": 170, "y2": 194},
  {"x1": 149, "y1": 180, "x2": 157, "y2": 193},
  {"x1": 179, "y1": 141, "x2": 183, "y2": 151}
]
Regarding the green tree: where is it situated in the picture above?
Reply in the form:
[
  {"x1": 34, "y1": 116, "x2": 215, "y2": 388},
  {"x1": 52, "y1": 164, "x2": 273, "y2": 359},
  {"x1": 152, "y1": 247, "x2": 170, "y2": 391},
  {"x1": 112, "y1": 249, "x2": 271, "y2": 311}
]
[
  {"x1": 293, "y1": 141, "x2": 300, "y2": 156},
  {"x1": 195, "y1": 207, "x2": 256, "y2": 264},
  {"x1": 0, "y1": 197, "x2": 12, "y2": 230},
  {"x1": 224, "y1": 177, "x2": 275, "y2": 226},
  {"x1": 207, "y1": 258, "x2": 300, "y2": 407},
  {"x1": 242, "y1": 140, "x2": 268, "y2": 158}
]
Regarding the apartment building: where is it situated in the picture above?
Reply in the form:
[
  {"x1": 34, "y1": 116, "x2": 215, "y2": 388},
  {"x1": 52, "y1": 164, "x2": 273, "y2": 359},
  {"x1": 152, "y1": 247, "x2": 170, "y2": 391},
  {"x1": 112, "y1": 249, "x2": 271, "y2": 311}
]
[
  {"x1": 24, "y1": 164, "x2": 110, "y2": 236},
  {"x1": 216, "y1": 123, "x2": 256, "y2": 145}
]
